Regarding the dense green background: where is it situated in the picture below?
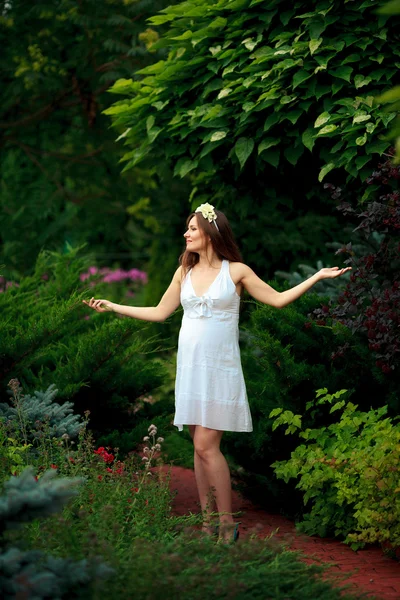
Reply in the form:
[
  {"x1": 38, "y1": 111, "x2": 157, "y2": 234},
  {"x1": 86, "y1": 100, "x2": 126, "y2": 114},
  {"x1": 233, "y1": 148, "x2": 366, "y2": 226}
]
[{"x1": 1, "y1": 0, "x2": 399, "y2": 523}]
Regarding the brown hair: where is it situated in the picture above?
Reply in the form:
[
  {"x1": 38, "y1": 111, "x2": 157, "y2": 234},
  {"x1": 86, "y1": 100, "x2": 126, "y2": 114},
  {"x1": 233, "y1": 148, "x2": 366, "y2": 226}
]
[{"x1": 179, "y1": 209, "x2": 243, "y2": 278}]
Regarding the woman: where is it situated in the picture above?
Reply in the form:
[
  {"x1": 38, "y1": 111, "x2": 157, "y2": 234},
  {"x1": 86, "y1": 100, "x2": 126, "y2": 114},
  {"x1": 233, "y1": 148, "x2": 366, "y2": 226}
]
[{"x1": 83, "y1": 203, "x2": 351, "y2": 543}]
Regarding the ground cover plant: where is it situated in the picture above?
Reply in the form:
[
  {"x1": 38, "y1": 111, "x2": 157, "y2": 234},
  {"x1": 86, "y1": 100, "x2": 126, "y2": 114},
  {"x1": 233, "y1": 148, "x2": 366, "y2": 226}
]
[
  {"x1": 270, "y1": 388, "x2": 400, "y2": 551},
  {"x1": 0, "y1": 380, "x2": 366, "y2": 600}
]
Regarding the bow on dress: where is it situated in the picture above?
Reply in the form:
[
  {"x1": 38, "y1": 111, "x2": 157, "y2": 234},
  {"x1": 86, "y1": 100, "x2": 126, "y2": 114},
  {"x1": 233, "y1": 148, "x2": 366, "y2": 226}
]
[{"x1": 186, "y1": 292, "x2": 213, "y2": 318}]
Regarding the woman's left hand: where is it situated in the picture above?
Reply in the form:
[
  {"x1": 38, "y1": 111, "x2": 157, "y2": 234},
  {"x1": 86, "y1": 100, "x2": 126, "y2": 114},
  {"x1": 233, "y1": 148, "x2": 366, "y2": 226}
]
[{"x1": 317, "y1": 266, "x2": 352, "y2": 280}]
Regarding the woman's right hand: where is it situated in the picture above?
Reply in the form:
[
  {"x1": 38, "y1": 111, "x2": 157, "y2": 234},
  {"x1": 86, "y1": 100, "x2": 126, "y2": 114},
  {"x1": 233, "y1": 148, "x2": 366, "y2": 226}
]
[{"x1": 82, "y1": 297, "x2": 114, "y2": 313}]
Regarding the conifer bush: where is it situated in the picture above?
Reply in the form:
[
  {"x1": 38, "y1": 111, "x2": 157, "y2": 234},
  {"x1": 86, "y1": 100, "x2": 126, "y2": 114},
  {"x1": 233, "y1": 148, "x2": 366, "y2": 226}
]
[
  {"x1": 0, "y1": 246, "x2": 170, "y2": 449},
  {"x1": 0, "y1": 380, "x2": 84, "y2": 442},
  {"x1": 0, "y1": 468, "x2": 113, "y2": 599}
]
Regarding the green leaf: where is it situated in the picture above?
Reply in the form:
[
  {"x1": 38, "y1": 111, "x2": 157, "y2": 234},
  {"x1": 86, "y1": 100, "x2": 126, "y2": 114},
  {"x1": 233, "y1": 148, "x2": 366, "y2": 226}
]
[
  {"x1": 172, "y1": 30, "x2": 193, "y2": 41},
  {"x1": 377, "y1": 0, "x2": 400, "y2": 14},
  {"x1": 210, "y1": 131, "x2": 228, "y2": 142},
  {"x1": 317, "y1": 124, "x2": 337, "y2": 135},
  {"x1": 234, "y1": 137, "x2": 255, "y2": 169},
  {"x1": 309, "y1": 38, "x2": 323, "y2": 55},
  {"x1": 354, "y1": 74, "x2": 371, "y2": 89},
  {"x1": 174, "y1": 158, "x2": 198, "y2": 178},
  {"x1": 263, "y1": 112, "x2": 281, "y2": 131},
  {"x1": 260, "y1": 148, "x2": 280, "y2": 168},
  {"x1": 314, "y1": 112, "x2": 331, "y2": 128},
  {"x1": 146, "y1": 115, "x2": 155, "y2": 132},
  {"x1": 302, "y1": 128, "x2": 315, "y2": 152},
  {"x1": 318, "y1": 162, "x2": 336, "y2": 182},
  {"x1": 209, "y1": 17, "x2": 227, "y2": 29},
  {"x1": 366, "y1": 139, "x2": 390, "y2": 155},
  {"x1": 292, "y1": 70, "x2": 313, "y2": 89},
  {"x1": 242, "y1": 38, "x2": 259, "y2": 51},
  {"x1": 331, "y1": 66, "x2": 353, "y2": 82},
  {"x1": 330, "y1": 400, "x2": 346, "y2": 413},
  {"x1": 284, "y1": 144, "x2": 304, "y2": 165},
  {"x1": 258, "y1": 138, "x2": 279, "y2": 154},
  {"x1": 217, "y1": 88, "x2": 232, "y2": 99},
  {"x1": 269, "y1": 407, "x2": 283, "y2": 418},
  {"x1": 356, "y1": 133, "x2": 367, "y2": 146},
  {"x1": 353, "y1": 113, "x2": 371, "y2": 124}
]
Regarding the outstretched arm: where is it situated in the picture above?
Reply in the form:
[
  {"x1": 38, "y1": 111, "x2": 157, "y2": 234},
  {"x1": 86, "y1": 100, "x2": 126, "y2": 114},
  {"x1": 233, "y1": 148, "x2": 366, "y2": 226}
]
[
  {"x1": 238, "y1": 264, "x2": 351, "y2": 309},
  {"x1": 82, "y1": 266, "x2": 182, "y2": 322}
]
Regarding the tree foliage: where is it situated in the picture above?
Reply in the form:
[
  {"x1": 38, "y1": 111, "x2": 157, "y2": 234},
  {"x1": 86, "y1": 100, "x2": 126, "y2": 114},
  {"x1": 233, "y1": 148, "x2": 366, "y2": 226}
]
[
  {"x1": 109, "y1": 0, "x2": 399, "y2": 186},
  {"x1": 0, "y1": 0, "x2": 182, "y2": 277},
  {"x1": 105, "y1": 0, "x2": 400, "y2": 277}
]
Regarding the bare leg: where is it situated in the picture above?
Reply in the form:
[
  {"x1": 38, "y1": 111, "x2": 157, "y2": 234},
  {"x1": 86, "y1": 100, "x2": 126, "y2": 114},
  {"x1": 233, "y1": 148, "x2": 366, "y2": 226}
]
[
  {"x1": 189, "y1": 425, "x2": 216, "y2": 534},
  {"x1": 193, "y1": 425, "x2": 235, "y2": 541}
]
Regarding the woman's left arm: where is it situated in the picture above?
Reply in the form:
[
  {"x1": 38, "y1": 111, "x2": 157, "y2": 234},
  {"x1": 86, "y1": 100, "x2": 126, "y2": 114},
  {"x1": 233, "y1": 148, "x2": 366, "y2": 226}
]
[{"x1": 237, "y1": 263, "x2": 351, "y2": 308}]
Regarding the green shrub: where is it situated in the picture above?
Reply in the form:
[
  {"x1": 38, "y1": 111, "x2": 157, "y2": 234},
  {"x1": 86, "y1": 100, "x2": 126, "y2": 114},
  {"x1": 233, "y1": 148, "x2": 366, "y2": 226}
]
[
  {"x1": 0, "y1": 467, "x2": 113, "y2": 600},
  {"x1": 270, "y1": 388, "x2": 400, "y2": 549},
  {"x1": 220, "y1": 289, "x2": 396, "y2": 511},
  {"x1": 0, "y1": 247, "x2": 169, "y2": 447},
  {"x1": 1, "y1": 396, "x2": 363, "y2": 600}
]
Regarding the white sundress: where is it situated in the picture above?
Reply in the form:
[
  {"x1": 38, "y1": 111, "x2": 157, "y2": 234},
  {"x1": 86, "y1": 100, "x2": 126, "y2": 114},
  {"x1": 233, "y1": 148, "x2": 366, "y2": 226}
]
[{"x1": 174, "y1": 259, "x2": 253, "y2": 432}]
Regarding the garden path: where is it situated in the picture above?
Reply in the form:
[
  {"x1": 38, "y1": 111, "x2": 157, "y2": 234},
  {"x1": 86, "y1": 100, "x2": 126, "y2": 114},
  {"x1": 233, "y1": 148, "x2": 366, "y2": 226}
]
[{"x1": 161, "y1": 465, "x2": 400, "y2": 600}]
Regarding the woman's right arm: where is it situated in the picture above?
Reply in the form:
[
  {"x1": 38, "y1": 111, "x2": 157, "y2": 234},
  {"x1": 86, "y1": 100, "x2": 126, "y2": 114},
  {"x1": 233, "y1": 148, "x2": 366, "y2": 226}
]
[{"x1": 82, "y1": 266, "x2": 183, "y2": 322}]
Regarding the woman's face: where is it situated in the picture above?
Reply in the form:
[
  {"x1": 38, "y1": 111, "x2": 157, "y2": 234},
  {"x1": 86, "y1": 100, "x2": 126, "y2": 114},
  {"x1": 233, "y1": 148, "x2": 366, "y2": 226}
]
[{"x1": 184, "y1": 215, "x2": 207, "y2": 252}]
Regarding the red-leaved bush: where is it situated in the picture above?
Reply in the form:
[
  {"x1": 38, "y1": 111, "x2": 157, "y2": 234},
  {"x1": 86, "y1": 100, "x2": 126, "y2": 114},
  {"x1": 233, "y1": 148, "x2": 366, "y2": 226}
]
[{"x1": 313, "y1": 155, "x2": 399, "y2": 373}]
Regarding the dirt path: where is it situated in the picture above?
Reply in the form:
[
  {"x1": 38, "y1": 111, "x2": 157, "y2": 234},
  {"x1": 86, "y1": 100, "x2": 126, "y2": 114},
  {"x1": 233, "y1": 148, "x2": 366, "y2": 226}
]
[{"x1": 164, "y1": 465, "x2": 400, "y2": 600}]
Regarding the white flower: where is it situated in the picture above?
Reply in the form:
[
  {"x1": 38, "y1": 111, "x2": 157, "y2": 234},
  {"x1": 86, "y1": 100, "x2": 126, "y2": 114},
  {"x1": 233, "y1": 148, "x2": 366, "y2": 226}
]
[{"x1": 195, "y1": 203, "x2": 217, "y2": 223}]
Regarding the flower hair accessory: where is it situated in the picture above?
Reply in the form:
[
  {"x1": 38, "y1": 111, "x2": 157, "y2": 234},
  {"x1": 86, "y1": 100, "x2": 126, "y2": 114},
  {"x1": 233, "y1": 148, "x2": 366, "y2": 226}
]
[{"x1": 195, "y1": 203, "x2": 219, "y2": 231}]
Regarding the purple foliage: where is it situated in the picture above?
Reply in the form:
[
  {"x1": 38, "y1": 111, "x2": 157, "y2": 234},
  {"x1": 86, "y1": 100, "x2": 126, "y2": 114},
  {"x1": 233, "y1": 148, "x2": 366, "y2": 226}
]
[{"x1": 314, "y1": 156, "x2": 400, "y2": 373}]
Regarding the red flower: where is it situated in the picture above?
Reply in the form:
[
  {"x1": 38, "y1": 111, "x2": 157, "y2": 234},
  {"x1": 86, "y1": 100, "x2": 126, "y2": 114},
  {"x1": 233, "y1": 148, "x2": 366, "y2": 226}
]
[
  {"x1": 102, "y1": 452, "x2": 114, "y2": 463},
  {"x1": 106, "y1": 467, "x2": 113, "y2": 473},
  {"x1": 98, "y1": 475, "x2": 103, "y2": 481},
  {"x1": 50, "y1": 464, "x2": 58, "y2": 469},
  {"x1": 68, "y1": 457, "x2": 75, "y2": 463},
  {"x1": 94, "y1": 447, "x2": 105, "y2": 455}
]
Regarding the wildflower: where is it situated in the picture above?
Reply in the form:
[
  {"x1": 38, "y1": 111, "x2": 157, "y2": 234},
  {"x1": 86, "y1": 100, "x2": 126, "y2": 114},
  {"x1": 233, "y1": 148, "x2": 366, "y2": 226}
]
[
  {"x1": 61, "y1": 433, "x2": 70, "y2": 440},
  {"x1": 98, "y1": 475, "x2": 103, "y2": 481},
  {"x1": 143, "y1": 447, "x2": 150, "y2": 455},
  {"x1": 154, "y1": 444, "x2": 161, "y2": 451},
  {"x1": 50, "y1": 464, "x2": 58, "y2": 469},
  {"x1": 106, "y1": 468, "x2": 113, "y2": 473},
  {"x1": 131, "y1": 487, "x2": 139, "y2": 493},
  {"x1": 142, "y1": 456, "x2": 149, "y2": 462},
  {"x1": 148, "y1": 424, "x2": 157, "y2": 433},
  {"x1": 143, "y1": 436, "x2": 150, "y2": 442},
  {"x1": 68, "y1": 457, "x2": 75, "y2": 463},
  {"x1": 7, "y1": 379, "x2": 21, "y2": 395},
  {"x1": 157, "y1": 437, "x2": 164, "y2": 443},
  {"x1": 94, "y1": 447, "x2": 105, "y2": 454}
]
